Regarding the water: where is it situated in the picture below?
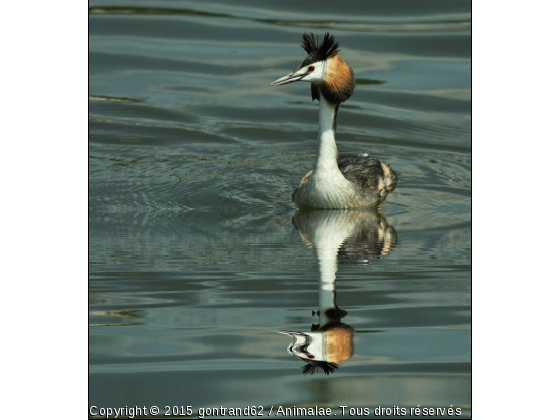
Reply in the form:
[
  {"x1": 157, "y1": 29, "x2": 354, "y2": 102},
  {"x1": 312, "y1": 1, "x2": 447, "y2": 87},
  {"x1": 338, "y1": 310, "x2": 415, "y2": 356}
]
[{"x1": 89, "y1": 1, "x2": 471, "y2": 417}]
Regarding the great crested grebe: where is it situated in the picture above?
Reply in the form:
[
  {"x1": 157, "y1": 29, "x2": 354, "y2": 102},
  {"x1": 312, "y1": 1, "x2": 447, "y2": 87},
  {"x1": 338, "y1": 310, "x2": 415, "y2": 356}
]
[{"x1": 270, "y1": 33, "x2": 397, "y2": 209}]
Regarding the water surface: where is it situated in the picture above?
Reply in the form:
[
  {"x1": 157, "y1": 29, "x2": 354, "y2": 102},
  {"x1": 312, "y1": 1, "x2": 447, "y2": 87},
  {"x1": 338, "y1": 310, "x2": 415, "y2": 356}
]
[{"x1": 89, "y1": 1, "x2": 471, "y2": 417}]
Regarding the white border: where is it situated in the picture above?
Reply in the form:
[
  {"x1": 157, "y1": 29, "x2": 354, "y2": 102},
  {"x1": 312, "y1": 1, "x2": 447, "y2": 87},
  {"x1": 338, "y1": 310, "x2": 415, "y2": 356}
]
[
  {"x1": 474, "y1": 1, "x2": 560, "y2": 419},
  {"x1": 1, "y1": 2, "x2": 85, "y2": 419}
]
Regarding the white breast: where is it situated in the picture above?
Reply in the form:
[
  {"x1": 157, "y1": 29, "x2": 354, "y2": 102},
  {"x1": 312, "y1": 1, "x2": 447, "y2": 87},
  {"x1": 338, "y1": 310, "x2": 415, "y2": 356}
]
[{"x1": 295, "y1": 170, "x2": 358, "y2": 209}]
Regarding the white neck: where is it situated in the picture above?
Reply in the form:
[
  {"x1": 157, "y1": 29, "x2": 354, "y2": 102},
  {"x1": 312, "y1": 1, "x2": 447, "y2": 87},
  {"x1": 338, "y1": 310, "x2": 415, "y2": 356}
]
[{"x1": 314, "y1": 95, "x2": 339, "y2": 173}]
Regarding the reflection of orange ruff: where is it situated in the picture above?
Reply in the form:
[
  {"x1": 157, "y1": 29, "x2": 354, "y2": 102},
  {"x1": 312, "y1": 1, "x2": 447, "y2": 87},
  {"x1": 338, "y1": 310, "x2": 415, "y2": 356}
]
[{"x1": 323, "y1": 324, "x2": 355, "y2": 364}]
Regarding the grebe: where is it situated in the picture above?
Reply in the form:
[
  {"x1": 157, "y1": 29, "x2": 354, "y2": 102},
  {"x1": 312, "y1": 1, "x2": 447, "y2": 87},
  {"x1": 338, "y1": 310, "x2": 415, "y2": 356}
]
[{"x1": 270, "y1": 33, "x2": 397, "y2": 209}]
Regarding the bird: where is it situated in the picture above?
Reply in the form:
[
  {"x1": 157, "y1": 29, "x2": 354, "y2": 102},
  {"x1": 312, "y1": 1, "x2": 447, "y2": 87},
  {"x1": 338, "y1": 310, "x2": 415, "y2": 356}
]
[{"x1": 270, "y1": 33, "x2": 397, "y2": 209}]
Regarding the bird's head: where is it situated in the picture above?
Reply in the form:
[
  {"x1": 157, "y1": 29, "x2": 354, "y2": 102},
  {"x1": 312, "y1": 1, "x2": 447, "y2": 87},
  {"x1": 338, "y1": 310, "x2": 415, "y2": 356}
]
[{"x1": 270, "y1": 33, "x2": 355, "y2": 104}]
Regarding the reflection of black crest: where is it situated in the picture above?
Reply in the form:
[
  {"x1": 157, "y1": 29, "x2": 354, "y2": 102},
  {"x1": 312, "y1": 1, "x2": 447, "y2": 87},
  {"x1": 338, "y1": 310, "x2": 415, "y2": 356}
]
[
  {"x1": 301, "y1": 360, "x2": 339, "y2": 375},
  {"x1": 300, "y1": 33, "x2": 340, "y2": 68}
]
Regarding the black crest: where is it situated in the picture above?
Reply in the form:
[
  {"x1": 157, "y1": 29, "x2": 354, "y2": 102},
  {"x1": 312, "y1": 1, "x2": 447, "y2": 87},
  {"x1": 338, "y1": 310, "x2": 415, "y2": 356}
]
[{"x1": 300, "y1": 32, "x2": 340, "y2": 68}]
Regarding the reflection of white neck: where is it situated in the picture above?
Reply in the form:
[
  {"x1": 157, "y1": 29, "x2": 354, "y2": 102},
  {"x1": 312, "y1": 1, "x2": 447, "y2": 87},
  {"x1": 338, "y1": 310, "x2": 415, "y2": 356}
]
[
  {"x1": 314, "y1": 212, "x2": 355, "y2": 327},
  {"x1": 318, "y1": 251, "x2": 337, "y2": 327},
  {"x1": 314, "y1": 96, "x2": 339, "y2": 175}
]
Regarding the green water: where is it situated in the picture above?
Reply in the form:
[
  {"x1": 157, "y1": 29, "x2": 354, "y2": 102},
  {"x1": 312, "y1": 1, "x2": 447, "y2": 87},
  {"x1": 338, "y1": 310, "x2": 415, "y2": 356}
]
[{"x1": 89, "y1": 1, "x2": 471, "y2": 417}]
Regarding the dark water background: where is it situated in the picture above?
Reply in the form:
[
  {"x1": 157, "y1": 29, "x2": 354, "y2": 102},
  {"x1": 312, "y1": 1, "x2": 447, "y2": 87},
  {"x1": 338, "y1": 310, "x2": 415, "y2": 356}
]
[{"x1": 89, "y1": 0, "x2": 471, "y2": 417}]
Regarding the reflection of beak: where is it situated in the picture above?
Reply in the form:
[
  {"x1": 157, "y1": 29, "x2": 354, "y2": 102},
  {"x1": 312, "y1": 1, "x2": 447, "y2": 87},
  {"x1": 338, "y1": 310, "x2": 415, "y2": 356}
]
[
  {"x1": 270, "y1": 72, "x2": 305, "y2": 86},
  {"x1": 272, "y1": 330, "x2": 301, "y2": 336}
]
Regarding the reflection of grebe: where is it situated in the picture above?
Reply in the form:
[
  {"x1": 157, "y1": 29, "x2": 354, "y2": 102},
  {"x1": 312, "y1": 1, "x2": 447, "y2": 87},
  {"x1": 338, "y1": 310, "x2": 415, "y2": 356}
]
[
  {"x1": 270, "y1": 33, "x2": 397, "y2": 209},
  {"x1": 276, "y1": 210, "x2": 397, "y2": 375}
]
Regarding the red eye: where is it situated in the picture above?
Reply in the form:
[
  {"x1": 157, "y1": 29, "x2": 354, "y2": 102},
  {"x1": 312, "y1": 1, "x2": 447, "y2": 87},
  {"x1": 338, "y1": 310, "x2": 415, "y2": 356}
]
[{"x1": 308, "y1": 66, "x2": 315, "y2": 72}]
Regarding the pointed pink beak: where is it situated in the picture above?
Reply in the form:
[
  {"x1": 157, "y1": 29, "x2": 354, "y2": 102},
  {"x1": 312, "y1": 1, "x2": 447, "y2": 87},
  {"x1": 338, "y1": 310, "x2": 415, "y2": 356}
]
[{"x1": 270, "y1": 72, "x2": 305, "y2": 86}]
